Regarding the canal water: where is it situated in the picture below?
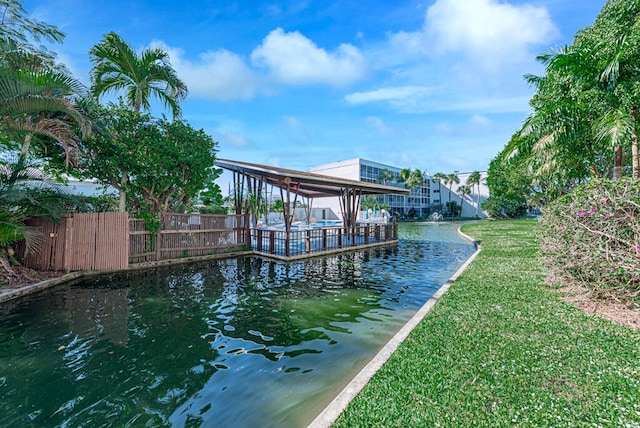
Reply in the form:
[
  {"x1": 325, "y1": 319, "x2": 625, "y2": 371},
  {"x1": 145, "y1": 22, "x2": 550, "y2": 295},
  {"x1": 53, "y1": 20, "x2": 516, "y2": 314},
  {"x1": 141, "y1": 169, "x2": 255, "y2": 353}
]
[{"x1": 0, "y1": 222, "x2": 475, "y2": 427}]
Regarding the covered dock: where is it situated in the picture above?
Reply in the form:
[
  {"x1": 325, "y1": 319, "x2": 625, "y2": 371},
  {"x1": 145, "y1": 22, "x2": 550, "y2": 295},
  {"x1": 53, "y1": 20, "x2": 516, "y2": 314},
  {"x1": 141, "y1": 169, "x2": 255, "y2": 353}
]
[{"x1": 214, "y1": 159, "x2": 410, "y2": 259}]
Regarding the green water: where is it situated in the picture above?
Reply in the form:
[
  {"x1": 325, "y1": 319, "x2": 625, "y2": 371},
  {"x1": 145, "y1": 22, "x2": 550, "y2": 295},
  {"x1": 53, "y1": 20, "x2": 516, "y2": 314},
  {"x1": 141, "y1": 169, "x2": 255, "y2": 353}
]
[{"x1": 0, "y1": 222, "x2": 475, "y2": 427}]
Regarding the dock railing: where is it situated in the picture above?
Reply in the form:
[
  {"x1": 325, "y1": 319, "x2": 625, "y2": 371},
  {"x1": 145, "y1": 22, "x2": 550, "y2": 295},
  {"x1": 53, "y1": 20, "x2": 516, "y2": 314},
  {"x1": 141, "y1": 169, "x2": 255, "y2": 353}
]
[{"x1": 250, "y1": 223, "x2": 398, "y2": 258}]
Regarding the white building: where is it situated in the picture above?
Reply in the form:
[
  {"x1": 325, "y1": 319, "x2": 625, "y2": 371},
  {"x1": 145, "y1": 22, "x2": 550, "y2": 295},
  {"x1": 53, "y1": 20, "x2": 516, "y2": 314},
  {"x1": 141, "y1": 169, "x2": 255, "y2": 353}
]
[{"x1": 310, "y1": 158, "x2": 489, "y2": 219}]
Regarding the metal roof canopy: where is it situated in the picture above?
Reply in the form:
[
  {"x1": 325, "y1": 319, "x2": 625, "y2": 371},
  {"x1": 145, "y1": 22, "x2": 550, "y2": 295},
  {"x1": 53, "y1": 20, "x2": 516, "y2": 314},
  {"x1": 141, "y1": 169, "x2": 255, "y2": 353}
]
[{"x1": 215, "y1": 158, "x2": 410, "y2": 199}]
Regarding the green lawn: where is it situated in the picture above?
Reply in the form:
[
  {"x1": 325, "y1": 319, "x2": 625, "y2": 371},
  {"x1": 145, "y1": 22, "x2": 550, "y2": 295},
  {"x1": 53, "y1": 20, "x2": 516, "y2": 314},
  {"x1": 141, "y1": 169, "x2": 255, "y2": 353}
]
[{"x1": 334, "y1": 220, "x2": 640, "y2": 427}]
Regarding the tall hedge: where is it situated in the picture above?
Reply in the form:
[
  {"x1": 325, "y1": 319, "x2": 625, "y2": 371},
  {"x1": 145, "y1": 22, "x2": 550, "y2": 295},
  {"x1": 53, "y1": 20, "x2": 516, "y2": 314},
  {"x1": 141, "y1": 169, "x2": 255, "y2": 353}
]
[{"x1": 538, "y1": 178, "x2": 640, "y2": 306}]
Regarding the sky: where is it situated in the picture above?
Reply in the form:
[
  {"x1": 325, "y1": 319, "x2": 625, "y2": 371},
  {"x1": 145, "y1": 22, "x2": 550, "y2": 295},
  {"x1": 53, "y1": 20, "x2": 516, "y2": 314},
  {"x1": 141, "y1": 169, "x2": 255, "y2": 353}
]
[{"x1": 25, "y1": 0, "x2": 605, "y2": 189}]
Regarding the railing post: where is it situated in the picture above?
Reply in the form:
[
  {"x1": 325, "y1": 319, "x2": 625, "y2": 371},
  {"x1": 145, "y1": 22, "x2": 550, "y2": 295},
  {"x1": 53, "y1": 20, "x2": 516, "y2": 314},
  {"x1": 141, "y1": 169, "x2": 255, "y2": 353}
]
[
  {"x1": 244, "y1": 212, "x2": 250, "y2": 246},
  {"x1": 257, "y1": 229, "x2": 263, "y2": 252},
  {"x1": 338, "y1": 228, "x2": 342, "y2": 248},
  {"x1": 285, "y1": 230, "x2": 290, "y2": 257},
  {"x1": 306, "y1": 230, "x2": 311, "y2": 254},
  {"x1": 322, "y1": 228, "x2": 327, "y2": 251},
  {"x1": 364, "y1": 224, "x2": 369, "y2": 244},
  {"x1": 269, "y1": 231, "x2": 275, "y2": 254}
]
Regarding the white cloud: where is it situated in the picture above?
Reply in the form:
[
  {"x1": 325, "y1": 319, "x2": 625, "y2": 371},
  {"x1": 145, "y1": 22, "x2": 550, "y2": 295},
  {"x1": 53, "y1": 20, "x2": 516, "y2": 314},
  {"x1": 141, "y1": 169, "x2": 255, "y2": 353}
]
[
  {"x1": 150, "y1": 40, "x2": 259, "y2": 100},
  {"x1": 434, "y1": 115, "x2": 497, "y2": 137},
  {"x1": 391, "y1": 0, "x2": 557, "y2": 71},
  {"x1": 206, "y1": 120, "x2": 253, "y2": 148},
  {"x1": 346, "y1": 84, "x2": 530, "y2": 114},
  {"x1": 365, "y1": 116, "x2": 395, "y2": 137},
  {"x1": 55, "y1": 51, "x2": 89, "y2": 86},
  {"x1": 213, "y1": 130, "x2": 252, "y2": 148},
  {"x1": 283, "y1": 115, "x2": 311, "y2": 142},
  {"x1": 345, "y1": 86, "x2": 434, "y2": 104},
  {"x1": 438, "y1": 96, "x2": 532, "y2": 114},
  {"x1": 434, "y1": 122, "x2": 456, "y2": 136},
  {"x1": 285, "y1": 115, "x2": 306, "y2": 131},
  {"x1": 468, "y1": 114, "x2": 495, "y2": 130},
  {"x1": 251, "y1": 28, "x2": 367, "y2": 86}
]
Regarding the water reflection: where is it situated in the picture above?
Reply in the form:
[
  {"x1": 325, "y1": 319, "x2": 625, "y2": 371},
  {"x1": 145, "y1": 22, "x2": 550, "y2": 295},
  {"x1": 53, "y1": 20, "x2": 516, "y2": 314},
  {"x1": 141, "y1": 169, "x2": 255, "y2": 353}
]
[{"x1": 0, "y1": 222, "x2": 475, "y2": 427}]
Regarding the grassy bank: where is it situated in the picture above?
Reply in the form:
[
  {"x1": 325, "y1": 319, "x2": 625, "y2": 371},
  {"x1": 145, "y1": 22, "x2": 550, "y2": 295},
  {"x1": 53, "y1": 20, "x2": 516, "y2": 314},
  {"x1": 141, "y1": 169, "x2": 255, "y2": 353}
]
[{"x1": 334, "y1": 220, "x2": 640, "y2": 427}]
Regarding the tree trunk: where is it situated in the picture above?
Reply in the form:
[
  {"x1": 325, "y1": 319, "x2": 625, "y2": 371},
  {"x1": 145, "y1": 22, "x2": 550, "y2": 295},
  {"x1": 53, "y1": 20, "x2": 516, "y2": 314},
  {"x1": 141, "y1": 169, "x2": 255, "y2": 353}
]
[
  {"x1": 20, "y1": 133, "x2": 33, "y2": 161},
  {"x1": 613, "y1": 144, "x2": 623, "y2": 180},
  {"x1": 118, "y1": 170, "x2": 128, "y2": 212},
  {"x1": 633, "y1": 134, "x2": 639, "y2": 178}
]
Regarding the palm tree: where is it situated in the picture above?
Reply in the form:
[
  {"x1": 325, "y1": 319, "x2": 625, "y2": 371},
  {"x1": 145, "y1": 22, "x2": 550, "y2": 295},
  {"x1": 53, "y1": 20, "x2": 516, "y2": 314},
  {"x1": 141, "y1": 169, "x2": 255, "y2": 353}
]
[
  {"x1": 457, "y1": 184, "x2": 471, "y2": 218},
  {"x1": 0, "y1": 156, "x2": 89, "y2": 276},
  {"x1": 443, "y1": 172, "x2": 459, "y2": 217},
  {"x1": 594, "y1": 109, "x2": 636, "y2": 179},
  {"x1": 407, "y1": 169, "x2": 424, "y2": 216},
  {"x1": 377, "y1": 168, "x2": 394, "y2": 185},
  {"x1": 406, "y1": 169, "x2": 423, "y2": 191},
  {"x1": 521, "y1": 49, "x2": 602, "y2": 183},
  {"x1": 90, "y1": 32, "x2": 188, "y2": 117},
  {"x1": 466, "y1": 171, "x2": 482, "y2": 217},
  {"x1": 397, "y1": 168, "x2": 411, "y2": 214},
  {"x1": 1, "y1": 4, "x2": 92, "y2": 167},
  {"x1": 432, "y1": 172, "x2": 446, "y2": 212},
  {"x1": 397, "y1": 168, "x2": 423, "y2": 216},
  {"x1": 537, "y1": 34, "x2": 640, "y2": 180},
  {"x1": 90, "y1": 32, "x2": 188, "y2": 211},
  {"x1": 0, "y1": 64, "x2": 92, "y2": 166}
]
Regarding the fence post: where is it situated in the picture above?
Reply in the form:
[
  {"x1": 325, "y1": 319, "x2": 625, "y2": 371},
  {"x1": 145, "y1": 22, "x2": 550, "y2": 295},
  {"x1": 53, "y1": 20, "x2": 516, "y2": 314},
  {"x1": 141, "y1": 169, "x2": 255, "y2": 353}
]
[
  {"x1": 63, "y1": 215, "x2": 74, "y2": 272},
  {"x1": 257, "y1": 229, "x2": 263, "y2": 251},
  {"x1": 155, "y1": 213, "x2": 162, "y2": 261}
]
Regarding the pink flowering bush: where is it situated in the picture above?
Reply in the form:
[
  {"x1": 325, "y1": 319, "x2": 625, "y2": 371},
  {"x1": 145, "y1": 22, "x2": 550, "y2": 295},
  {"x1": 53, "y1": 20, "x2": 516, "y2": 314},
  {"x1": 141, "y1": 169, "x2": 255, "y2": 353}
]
[{"x1": 538, "y1": 178, "x2": 640, "y2": 307}]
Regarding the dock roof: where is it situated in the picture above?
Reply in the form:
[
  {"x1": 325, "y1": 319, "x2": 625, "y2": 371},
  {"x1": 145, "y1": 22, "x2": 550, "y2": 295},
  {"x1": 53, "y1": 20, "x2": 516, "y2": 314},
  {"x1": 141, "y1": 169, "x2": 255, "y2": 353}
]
[{"x1": 215, "y1": 158, "x2": 410, "y2": 198}]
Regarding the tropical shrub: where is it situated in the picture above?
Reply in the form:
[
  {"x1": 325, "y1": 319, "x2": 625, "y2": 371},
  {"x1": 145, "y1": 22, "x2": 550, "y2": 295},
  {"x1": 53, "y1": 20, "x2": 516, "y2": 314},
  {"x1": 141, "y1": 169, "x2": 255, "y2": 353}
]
[
  {"x1": 538, "y1": 178, "x2": 640, "y2": 306},
  {"x1": 481, "y1": 196, "x2": 527, "y2": 219}
]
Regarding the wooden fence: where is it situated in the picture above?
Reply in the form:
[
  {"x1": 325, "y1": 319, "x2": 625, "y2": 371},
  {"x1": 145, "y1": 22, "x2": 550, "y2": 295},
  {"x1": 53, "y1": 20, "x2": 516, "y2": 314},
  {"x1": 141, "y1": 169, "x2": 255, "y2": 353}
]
[
  {"x1": 21, "y1": 212, "x2": 129, "y2": 272},
  {"x1": 20, "y1": 212, "x2": 247, "y2": 272},
  {"x1": 129, "y1": 213, "x2": 247, "y2": 264},
  {"x1": 19, "y1": 213, "x2": 394, "y2": 271}
]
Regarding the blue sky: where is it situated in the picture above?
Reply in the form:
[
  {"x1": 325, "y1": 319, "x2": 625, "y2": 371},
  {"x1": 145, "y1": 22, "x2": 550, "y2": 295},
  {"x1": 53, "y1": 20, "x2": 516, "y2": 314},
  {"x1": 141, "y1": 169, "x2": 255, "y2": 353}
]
[{"x1": 26, "y1": 0, "x2": 604, "y2": 188}]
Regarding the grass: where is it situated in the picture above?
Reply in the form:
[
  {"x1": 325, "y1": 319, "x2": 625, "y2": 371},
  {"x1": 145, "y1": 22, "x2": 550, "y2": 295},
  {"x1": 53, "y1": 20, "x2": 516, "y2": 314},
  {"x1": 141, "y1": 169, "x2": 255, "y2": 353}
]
[{"x1": 334, "y1": 220, "x2": 640, "y2": 427}]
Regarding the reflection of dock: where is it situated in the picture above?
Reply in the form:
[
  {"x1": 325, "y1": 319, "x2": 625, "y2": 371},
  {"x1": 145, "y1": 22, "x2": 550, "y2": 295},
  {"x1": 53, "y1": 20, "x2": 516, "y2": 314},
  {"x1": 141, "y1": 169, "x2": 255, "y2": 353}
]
[{"x1": 251, "y1": 222, "x2": 398, "y2": 260}]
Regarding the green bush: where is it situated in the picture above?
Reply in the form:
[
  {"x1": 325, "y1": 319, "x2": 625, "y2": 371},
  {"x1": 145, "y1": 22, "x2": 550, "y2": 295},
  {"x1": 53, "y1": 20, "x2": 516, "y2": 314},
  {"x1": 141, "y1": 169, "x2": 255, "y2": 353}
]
[
  {"x1": 538, "y1": 178, "x2": 640, "y2": 306},
  {"x1": 199, "y1": 205, "x2": 227, "y2": 214},
  {"x1": 481, "y1": 196, "x2": 527, "y2": 218}
]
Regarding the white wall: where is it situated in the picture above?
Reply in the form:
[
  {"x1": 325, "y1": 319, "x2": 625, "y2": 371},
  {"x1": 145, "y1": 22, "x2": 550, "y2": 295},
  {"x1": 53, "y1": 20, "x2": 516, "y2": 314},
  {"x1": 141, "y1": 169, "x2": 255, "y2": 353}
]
[
  {"x1": 439, "y1": 171, "x2": 489, "y2": 218},
  {"x1": 309, "y1": 158, "x2": 361, "y2": 181}
]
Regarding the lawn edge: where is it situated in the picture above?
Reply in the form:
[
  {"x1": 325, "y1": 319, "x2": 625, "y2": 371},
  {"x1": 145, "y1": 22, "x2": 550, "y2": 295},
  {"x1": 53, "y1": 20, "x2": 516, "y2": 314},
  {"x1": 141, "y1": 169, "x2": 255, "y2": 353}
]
[{"x1": 307, "y1": 227, "x2": 481, "y2": 428}]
